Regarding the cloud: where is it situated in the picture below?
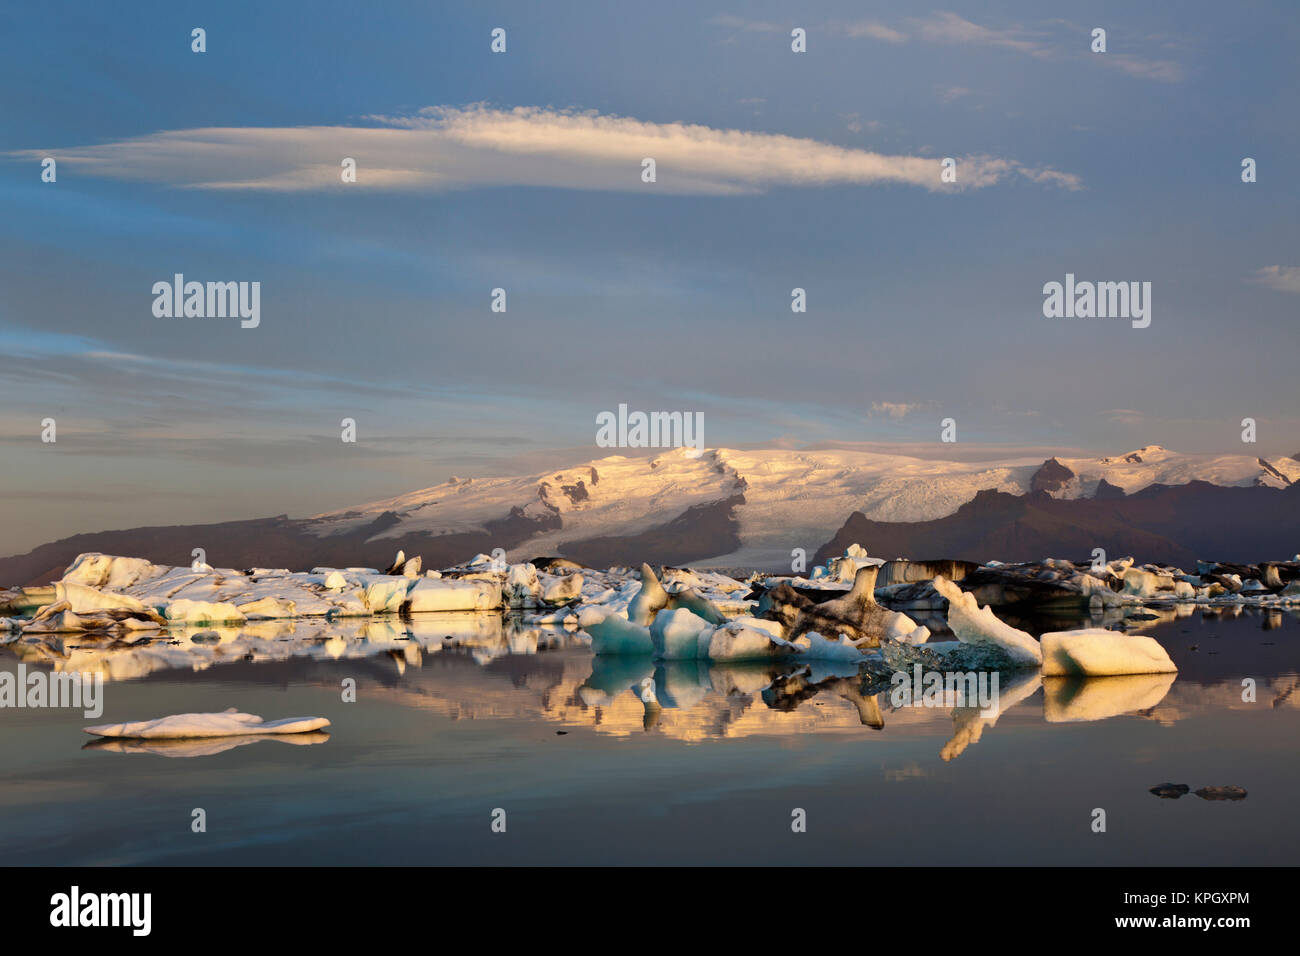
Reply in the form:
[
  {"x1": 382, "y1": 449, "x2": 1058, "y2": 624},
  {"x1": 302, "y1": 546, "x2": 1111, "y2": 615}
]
[
  {"x1": 1095, "y1": 53, "x2": 1183, "y2": 82},
  {"x1": 843, "y1": 12, "x2": 1182, "y2": 82},
  {"x1": 912, "y1": 11, "x2": 1050, "y2": 56},
  {"x1": 708, "y1": 14, "x2": 782, "y2": 34},
  {"x1": 870, "y1": 401, "x2": 927, "y2": 419},
  {"x1": 1249, "y1": 266, "x2": 1300, "y2": 294},
  {"x1": 13, "y1": 105, "x2": 1081, "y2": 195},
  {"x1": 843, "y1": 20, "x2": 907, "y2": 43},
  {"x1": 1102, "y1": 409, "x2": 1146, "y2": 426}
]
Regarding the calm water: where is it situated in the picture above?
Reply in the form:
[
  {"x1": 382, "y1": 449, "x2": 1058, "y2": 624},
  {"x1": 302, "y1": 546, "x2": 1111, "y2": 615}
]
[{"x1": 1, "y1": 607, "x2": 1296, "y2": 865}]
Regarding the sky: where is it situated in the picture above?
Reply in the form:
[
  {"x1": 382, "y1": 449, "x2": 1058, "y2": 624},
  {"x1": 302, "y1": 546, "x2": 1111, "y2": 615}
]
[{"x1": 1, "y1": 0, "x2": 1297, "y2": 553}]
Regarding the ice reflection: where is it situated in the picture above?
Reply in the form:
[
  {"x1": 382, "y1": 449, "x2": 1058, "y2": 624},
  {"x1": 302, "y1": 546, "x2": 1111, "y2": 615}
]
[{"x1": 4, "y1": 607, "x2": 1297, "y2": 760}]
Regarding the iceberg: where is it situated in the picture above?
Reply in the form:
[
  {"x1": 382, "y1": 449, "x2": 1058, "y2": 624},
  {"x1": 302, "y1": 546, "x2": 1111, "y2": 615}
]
[
  {"x1": 627, "y1": 564, "x2": 670, "y2": 625},
  {"x1": 585, "y1": 612, "x2": 654, "y2": 656},
  {"x1": 164, "y1": 599, "x2": 245, "y2": 625},
  {"x1": 1040, "y1": 629, "x2": 1177, "y2": 676},
  {"x1": 405, "y1": 577, "x2": 500, "y2": 612},
  {"x1": 84, "y1": 707, "x2": 330, "y2": 739},
  {"x1": 650, "y1": 607, "x2": 712, "y2": 660},
  {"x1": 85, "y1": 731, "x2": 331, "y2": 757},
  {"x1": 931, "y1": 576, "x2": 1042, "y2": 667}
]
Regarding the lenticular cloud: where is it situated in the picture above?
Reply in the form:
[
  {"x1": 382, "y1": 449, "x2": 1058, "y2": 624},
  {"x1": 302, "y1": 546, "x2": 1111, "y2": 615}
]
[{"x1": 14, "y1": 104, "x2": 1081, "y2": 195}]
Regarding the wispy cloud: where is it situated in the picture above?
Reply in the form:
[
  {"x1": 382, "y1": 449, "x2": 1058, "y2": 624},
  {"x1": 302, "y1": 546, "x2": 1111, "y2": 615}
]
[
  {"x1": 912, "y1": 11, "x2": 1050, "y2": 56},
  {"x1": 837, "y1": 11, "x2": 1183, "y2": 82},
  {"x1": 1249, "y1": 265, "x2": 1300, "y2": 294},
  {"x1": 13, "y1": 105, "x2": 1081, "y2": 195},
  {"x1": 843, "y1": 20, "x2": 907, "y2": 43},
  {"x1": 1102, "y1": 409, "x2": 1147, "y2": 426},
  {"x1": 708, "y1": 14, "x2": 782, "y2": 34},
  {"x1": 936, "y1": 85, "x2": 975, "y2": 103},
  {"x1": 870, "y1": 401, "x2": 930, "y2": 420}
]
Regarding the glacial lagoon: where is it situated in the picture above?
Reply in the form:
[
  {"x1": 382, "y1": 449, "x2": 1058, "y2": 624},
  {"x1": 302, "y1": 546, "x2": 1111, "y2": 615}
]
[{"x1": 1, "y1": 607, "x2": 1296, "y2": 865}]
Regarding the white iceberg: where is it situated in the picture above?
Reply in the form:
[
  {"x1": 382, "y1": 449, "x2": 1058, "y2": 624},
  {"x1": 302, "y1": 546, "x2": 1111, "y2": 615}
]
[
  {"x1": 650, "y1": 607, "x2": 712, "y2": 660},
  {"x1": 405, "y1": 577, "x2": 500, "y2": 612},
  {"x1": 164, "y1": 599, "x2": 245, "y2": 625},
  {"x1": 1040, "y1": 629, "x2": 1177, "y2": 676},
  {"x1": 585, "y1": 612, "x2": 654, "y2": 656},
  {"x1": 702, "y1": 619, "x2": 790, "y2": 662},
  {"x1": 932, "y1": 576, "x2": 1042, "y2": 667},
  {"x1": 85, "y1": 707, "x2": 330, "y2": 739}
]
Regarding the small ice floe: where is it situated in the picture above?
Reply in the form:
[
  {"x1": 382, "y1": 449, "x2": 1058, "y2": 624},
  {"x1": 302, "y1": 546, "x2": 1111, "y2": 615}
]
[
  {"x1": 84, "y1": 707, "x2": 330, "y2": 739},
  {"x1": 931, "y1": 576, "x2": 1042, "y2": 668},
  {"x1": 1040, "y1": 629, "x2": 1177, "y2": 676},
  {"x1": 84, "y1": 731, "x2": 330, "y2": 757}
]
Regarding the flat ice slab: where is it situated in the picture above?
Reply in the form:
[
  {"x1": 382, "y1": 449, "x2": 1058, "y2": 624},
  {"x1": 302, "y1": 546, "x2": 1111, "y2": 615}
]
[
  {"x1": 85, "y1": 707, "x2": 331, "y2": 739},
  {"x1": 1040, "y1": 629, "x2": 1177, "y2": 676}
]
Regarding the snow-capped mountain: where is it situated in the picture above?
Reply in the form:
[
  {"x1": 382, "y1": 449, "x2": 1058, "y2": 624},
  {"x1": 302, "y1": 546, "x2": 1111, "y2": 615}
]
[
  {"x1": 4, "y1": 445, "x2": 1296, "y2": 585},
  {"x1": 309, "y1": 445, "x2": 1299, "y2": 569}
]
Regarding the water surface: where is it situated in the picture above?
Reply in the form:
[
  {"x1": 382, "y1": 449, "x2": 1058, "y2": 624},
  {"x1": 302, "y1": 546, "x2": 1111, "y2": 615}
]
[{"x1": 1, "y1": 607, "x2": 1295, "y2": 865}]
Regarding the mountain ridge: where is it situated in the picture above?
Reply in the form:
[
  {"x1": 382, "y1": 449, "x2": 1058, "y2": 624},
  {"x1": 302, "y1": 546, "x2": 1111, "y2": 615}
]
[{"x1": 2, "y1": 445, "x2": 1296, "y2": 584}]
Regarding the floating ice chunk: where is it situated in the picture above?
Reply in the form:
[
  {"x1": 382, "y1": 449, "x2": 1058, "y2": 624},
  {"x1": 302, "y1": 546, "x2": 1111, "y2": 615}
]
[
  {"x1": 164, "y1": 599, "x2": 245, "y2": 625},
  {"x1": 661, "y1": 567, "x2": 704, "y2": 590},
  {"x1": 62, "y1": 553, "x2": 160, "y2": 590},
  {"x1": 792, "y1": 631, "x2": 869, "y2": 662},
  {"x1": 702, "y1": 619, "x2": 791, "y2": 662},
  {"x1": 541, "y1": 572, "x2": 583, "y2": 604},
  {"x1": 22, "y1": 606, "x2": 88, "y2": 633},
  {"x1": 1122, "y1": 568, "x2": 1173, "y2": 598},
  {"x1": 85, "y1": 707, "x2": 330, "y2": 739},
  {"x1": 650, "y1": 607, "x2": 713, "y2": 660},
  {"x1": 363, "y1": 578, "x2": 413, "y2": 613},
  {"x1": 1040, "y1": 629, "x2": 1177, "y2": 676},
  {"x1": 505, "y1": 563, "x2": 541, "y2": 608},
  {"x1": 322, "y1": 571, "x2": 349, "y2": 590},
  {"x1": 627, "y1": 564, "x2": 670, "y2": 625},
  {"x1": 85, "y1": 732, "x2": 329, "y2": 757},
  {"x1": 931, "y1": 576, "x2": 1042, "y2": 667},
  {"x1": 54, "y1": 582, "x2": 148, "y2": 615},
  {"x1": 586, "y1": 613, "x2": 654, "y2": 656},
  {"x1": 405, "y1": 577, "x2": 500, "y2": 612},
  {"x1": 885, "y1": 610, "x2": 930, "y2": 644},
  {"x1": 237, "y1": 596, "x2": 297, "y2": 619}
]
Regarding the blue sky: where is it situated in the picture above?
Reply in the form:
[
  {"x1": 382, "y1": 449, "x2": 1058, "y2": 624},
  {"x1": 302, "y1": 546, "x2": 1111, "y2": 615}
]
[{"x1": 1, "y1": 0, "x2": 1297, "y2": 551}]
